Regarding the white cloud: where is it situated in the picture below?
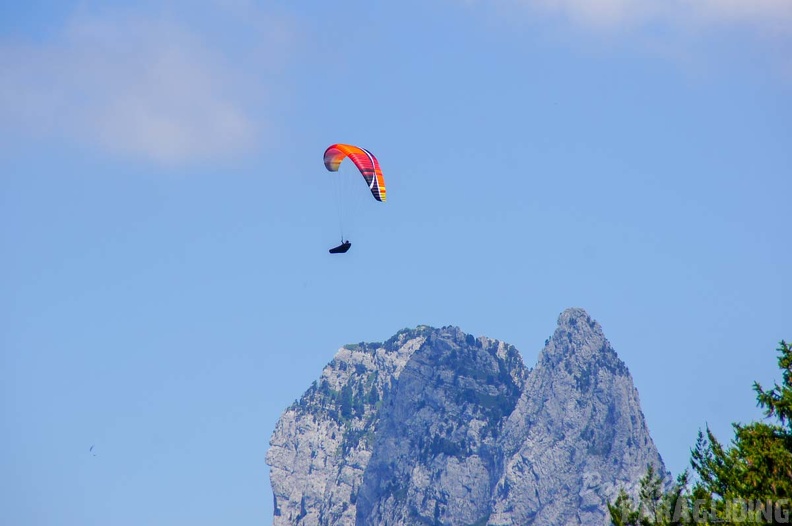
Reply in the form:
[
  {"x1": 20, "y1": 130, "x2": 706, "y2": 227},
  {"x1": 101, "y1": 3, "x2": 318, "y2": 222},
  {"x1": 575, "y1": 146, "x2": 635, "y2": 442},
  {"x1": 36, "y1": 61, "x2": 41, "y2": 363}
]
[
  {"x1": 683, "y1": 0, "x2": 792, "y2": 26},
  {"x1": 466, "y1": 0, "x2": 792, "y2": 76},
  {"x1": 530, "y1": 0, "x2": 654, "y2": 28},
  {"x1": 491, "y1": 0, "x2": 792, "y2": 33},
  {"x1": 0, "y1": 6, "x2": 288, "y2": 166}
]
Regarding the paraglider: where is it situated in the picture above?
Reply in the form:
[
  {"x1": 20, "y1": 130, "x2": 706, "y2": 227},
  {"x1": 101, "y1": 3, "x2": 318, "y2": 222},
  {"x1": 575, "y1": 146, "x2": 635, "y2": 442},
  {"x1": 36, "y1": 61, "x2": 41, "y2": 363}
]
[{"x1": 323, "y1": 144, "x2": 386, "y2": 253}]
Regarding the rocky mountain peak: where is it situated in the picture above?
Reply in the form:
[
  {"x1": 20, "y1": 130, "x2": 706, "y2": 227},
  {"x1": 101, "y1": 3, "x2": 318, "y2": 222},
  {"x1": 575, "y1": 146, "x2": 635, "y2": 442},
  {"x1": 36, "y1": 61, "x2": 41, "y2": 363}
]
[
  {"x1": 267, "y1": 309, "x2": 665, "y2": 526},
  {"x1": 540, "y1": 308, "x2": 608, "y2": 363},
  {"x1": 355, "y1": 326, "x2": 525, "y2": 525}
]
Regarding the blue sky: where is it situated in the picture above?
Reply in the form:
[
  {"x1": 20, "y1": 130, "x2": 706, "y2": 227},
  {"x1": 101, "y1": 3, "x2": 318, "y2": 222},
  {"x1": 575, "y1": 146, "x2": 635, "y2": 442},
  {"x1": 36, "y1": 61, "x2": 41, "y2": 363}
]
[{"x1": 1, "y1": 1, "x2": 790, "y2": 524}]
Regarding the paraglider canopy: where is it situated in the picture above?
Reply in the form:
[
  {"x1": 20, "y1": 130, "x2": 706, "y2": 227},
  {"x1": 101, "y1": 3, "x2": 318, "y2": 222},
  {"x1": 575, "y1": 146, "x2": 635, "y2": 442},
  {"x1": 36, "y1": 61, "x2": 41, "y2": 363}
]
[{"x1": 324, "y1": 144, "x2": 386, "y2": 202}]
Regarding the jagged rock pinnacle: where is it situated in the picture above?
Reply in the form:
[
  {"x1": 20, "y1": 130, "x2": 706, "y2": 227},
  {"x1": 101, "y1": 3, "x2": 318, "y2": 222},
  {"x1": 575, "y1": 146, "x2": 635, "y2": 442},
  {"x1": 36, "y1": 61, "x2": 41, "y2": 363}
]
[{"x1": 267, "y1": 310, "x2": 666, "y2": 526}]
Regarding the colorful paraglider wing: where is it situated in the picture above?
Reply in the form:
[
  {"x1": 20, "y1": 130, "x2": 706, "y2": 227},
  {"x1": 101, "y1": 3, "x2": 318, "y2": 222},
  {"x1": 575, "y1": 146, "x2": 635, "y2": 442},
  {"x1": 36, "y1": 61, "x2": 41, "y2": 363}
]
[{"x1": 323, "y1": 144, "x2": 386, "y2": 202}]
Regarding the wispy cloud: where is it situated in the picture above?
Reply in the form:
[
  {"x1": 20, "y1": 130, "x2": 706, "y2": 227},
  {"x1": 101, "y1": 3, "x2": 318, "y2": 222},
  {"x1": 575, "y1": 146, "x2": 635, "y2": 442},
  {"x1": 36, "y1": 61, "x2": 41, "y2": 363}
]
[
  {"x1": 511, "y1": 0, "x2": 792, "y2": 31},
  {"x1": 0, "y1": 5, "x2": 290, "y2": 166},
  {"x1": 528, "y1": 0, "x2": 655, "y2": 29},
  {"x1": 460, "y1": 0, "x2": 792, "y2": 77},
  {"x1": 679, "y1": 0, "x2": 792, "y2": 28}
]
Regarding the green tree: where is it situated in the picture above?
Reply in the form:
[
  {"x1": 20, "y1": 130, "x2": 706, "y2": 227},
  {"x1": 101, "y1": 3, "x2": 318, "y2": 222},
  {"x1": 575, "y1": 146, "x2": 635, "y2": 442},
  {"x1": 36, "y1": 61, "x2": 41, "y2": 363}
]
[
  {"x1": 610, "y1": 341, "x2": 792, "y2": 525},
  {"x1": 339, "y1": 383, "x2": 354, "y2": 420},
  {"x1": 608, "y1": 466, "x2": 691, "y2": 525},
  {"x1": 691, "y1": 341, "x2": 792, "y2": 524}
]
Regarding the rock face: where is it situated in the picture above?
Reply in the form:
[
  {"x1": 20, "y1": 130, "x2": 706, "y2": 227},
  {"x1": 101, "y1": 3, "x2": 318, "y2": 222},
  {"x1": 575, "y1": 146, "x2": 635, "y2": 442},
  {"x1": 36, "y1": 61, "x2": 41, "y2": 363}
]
[{"x1": 266, "y1": 308, "x2": 666, "y2": 526}]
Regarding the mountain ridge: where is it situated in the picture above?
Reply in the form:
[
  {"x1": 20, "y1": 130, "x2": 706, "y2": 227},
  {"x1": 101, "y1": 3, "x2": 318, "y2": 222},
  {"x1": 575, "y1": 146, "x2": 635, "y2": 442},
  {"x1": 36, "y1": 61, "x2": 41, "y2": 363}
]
[{"x1": 267, "y1": 308, "x2": 666, "y2": 525}]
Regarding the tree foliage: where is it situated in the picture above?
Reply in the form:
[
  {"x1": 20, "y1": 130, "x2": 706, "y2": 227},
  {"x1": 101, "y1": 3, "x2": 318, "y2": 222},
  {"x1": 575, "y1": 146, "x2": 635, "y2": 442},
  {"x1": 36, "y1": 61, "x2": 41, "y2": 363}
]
[
  {"x1": 608, "y1": 466, "x2": 690, "y2": 526},
  {"x1": 610, "y1": 341, "x2": 792, "y2": 525}
]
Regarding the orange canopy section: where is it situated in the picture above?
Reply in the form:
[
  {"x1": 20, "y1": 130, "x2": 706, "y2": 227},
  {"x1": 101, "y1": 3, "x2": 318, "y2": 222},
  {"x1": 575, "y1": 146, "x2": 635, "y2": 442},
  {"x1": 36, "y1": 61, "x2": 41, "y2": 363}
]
[{"x1": 323, "y1": 144, "x2": 386, "y2": 202}]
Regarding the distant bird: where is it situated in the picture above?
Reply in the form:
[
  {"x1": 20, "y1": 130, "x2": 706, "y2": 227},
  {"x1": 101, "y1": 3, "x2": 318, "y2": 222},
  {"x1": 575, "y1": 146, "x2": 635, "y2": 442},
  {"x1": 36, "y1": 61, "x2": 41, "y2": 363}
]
[{"x1": 89, "y1": 445, "x2": 96, "y2": 456}]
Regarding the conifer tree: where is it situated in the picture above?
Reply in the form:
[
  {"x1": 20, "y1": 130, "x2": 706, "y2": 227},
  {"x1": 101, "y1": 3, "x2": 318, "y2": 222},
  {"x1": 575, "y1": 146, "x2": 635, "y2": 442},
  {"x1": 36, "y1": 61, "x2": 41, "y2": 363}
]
[{"x1": 610, "y1": 341, "x2": 792, "y2": 525}]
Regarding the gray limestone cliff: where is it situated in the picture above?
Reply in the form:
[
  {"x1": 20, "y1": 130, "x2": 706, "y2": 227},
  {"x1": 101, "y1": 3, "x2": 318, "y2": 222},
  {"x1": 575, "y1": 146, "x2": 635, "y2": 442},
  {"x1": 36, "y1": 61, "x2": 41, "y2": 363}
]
[{"x1": 266, "y1": 308, "x2": 666, "y2": 526}]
